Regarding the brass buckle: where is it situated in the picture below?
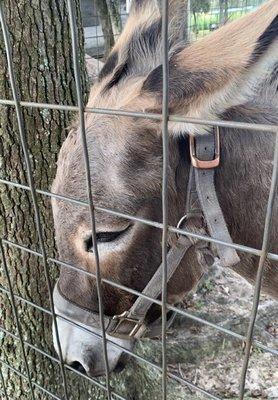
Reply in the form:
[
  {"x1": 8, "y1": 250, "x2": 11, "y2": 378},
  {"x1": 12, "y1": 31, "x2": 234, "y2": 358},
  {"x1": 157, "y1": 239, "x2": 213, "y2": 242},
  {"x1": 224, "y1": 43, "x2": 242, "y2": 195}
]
[
  {"x1": 109, "y1": 311, "x2": 143, "y2": 338},
  {"x1": 189, "y1": 128, "x2": 220, "y2": 169}
]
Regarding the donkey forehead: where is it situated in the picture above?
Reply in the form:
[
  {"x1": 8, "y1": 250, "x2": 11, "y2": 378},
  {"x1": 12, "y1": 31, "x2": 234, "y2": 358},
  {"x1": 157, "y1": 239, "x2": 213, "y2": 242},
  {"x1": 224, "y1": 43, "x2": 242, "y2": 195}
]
[{"x1": 52, "y1": 113, "x2": 163, "y2": 227}]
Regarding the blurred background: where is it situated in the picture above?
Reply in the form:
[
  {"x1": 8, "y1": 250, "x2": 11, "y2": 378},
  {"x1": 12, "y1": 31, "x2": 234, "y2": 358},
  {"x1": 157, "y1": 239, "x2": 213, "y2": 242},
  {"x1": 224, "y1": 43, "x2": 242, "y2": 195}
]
[{"x1": 82, "y1": 0, "x2": 266, "y2": 57}]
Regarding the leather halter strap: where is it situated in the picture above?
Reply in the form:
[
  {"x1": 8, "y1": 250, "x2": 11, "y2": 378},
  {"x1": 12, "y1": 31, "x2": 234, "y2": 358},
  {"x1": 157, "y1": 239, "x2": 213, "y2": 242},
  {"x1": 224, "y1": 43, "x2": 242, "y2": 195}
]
[
  {"x1": 193, "y1": 130, "x2": 240, "y2": 267},
  {"x1": 54, "y1": 130, "x2": 240, "y2": 340},
  {"x1": 107, "y1": 234, "x2": 194, "y2": 338},
  {"x1": 105, "y1": 130, "x2": 240, "y2": 338}
]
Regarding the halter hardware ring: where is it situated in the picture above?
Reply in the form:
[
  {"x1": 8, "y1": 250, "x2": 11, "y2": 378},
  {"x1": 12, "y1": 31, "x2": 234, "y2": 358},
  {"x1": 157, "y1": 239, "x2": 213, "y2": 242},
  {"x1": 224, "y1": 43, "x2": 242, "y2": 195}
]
[
  {"x1": 189, "y1": 127, "x2": 220, "y2": 169},
  {"x1": 176, "y1": 214, "x2": 188, "y2": 239},
  {"x1": 109, "y1": 311, "x2": 143, "y2": 338}
]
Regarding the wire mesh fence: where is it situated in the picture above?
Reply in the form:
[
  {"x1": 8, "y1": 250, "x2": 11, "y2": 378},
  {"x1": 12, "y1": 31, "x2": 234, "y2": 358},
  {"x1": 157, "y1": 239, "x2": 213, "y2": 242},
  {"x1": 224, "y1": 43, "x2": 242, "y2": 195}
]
[
  {"x1": 82, "y1": 0, "x2": 265, "y2": 59},
  {"x1": 0, "y1": 0, "x2": 277, "y2": 400}
]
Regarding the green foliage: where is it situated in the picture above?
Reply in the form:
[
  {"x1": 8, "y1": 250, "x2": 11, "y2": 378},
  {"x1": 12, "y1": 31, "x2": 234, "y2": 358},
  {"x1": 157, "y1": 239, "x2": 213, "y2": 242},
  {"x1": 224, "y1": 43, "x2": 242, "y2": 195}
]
[
  {"x1": 190, "y1": 0, "x2": 266, "y2": 38},
  {"x1": 191, "y1": 0, "x2": 210, "y2": 14},
  {"x1": 190, "y1": 9, "x2": 255, "y2": 37}
]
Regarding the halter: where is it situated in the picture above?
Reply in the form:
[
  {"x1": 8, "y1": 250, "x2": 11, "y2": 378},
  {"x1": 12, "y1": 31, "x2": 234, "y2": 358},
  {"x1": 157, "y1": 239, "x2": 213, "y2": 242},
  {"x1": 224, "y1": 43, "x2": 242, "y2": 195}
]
[{"x1": 54, "y1": 129, "x2": 240, "y2": 340}]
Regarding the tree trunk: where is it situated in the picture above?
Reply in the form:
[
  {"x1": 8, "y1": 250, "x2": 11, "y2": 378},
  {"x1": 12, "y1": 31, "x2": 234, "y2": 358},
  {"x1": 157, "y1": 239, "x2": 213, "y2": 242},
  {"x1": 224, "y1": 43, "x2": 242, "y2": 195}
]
[
  {"x1": 193, "y1": 11, "x2": 198, "y2": 35},
  {"x1": 106, "y1": 0, "x2": 122, "y2": 37},
  {"x1": 95, "y1": 0, "x2": 115, "y2": 58},
  {"x1": 0, "y1": 1, "x2": 92, "y2": 398},
  {"x1": 219, "y1": 0, "x2": 229, "y2": 26}
]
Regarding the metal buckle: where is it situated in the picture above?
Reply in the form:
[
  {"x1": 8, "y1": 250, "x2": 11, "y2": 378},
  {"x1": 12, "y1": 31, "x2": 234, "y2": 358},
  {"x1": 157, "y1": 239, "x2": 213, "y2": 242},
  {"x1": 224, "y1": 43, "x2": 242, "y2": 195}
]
[
  {"x1": 189, "y1": 128, "x2": 220, "y2": 169},
  {"x1": 109, "y1": 311, "x2": 143, "y2": 338}
]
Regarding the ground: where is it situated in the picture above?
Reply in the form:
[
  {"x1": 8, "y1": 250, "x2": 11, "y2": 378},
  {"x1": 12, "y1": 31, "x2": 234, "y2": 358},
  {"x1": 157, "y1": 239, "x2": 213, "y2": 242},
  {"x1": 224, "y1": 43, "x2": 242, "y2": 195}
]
[
  {"x1": 108, "y1": 262, "x2": 277, "y2": 400},
  {"x1": 87, "y1": 262, "x2": 278, "y2": 400},
  {"x1": 165, "y1": 263, "x2": 278, "y2": 399}
]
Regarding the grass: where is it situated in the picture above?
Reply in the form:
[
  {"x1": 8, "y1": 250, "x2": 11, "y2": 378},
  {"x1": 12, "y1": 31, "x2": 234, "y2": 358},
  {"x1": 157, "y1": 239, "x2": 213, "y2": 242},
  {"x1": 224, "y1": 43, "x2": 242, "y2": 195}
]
[{"x1": 190, "y1": 8, "x2": 257, "y2": 39}]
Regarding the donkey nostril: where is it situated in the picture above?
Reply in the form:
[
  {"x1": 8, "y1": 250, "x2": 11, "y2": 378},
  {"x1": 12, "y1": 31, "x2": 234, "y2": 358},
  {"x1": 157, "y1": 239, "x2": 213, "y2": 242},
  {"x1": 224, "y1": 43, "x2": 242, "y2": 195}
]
[
  {"x1": 70, "y1": 361, "x2": 86, "y2": 374},
  {"x1": 114, "y1": 353, "x2": 129, "y2": 373},
  {"x1": 114, "y1": 360, "x2": 125, "y2": 373}
]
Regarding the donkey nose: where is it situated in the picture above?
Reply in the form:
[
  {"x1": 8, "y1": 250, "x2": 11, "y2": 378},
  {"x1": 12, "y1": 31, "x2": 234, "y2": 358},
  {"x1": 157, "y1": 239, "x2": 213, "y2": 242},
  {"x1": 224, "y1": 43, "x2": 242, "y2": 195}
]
[
  {"x1": 113, "y1": 352, "x2": 129, "y2": 373},
  {"x1": 70, "y1": 361, "x2": 86, "y2": 374}
]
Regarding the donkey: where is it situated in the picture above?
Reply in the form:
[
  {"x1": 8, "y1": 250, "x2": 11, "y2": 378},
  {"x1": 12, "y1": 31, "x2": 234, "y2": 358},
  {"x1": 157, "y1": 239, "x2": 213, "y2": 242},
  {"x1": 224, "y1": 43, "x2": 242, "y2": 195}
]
[{"x1": 51, "y1": 0, "x2": 278, "y2": 377}]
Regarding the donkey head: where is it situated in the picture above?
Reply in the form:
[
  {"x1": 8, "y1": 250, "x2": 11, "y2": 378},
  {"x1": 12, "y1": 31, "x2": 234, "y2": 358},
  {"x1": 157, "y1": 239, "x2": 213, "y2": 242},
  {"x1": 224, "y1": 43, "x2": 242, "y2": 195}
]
[{"x1": 52, "y1": 0, "x2": 278, "y2": 377}]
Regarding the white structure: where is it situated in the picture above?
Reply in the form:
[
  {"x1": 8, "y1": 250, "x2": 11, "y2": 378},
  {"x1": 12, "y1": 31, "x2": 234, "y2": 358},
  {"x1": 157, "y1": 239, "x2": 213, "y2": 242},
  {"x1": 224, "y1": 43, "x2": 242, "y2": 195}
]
[{"x1": 126, "y1": 0, "x2": 132, "y2": 13}]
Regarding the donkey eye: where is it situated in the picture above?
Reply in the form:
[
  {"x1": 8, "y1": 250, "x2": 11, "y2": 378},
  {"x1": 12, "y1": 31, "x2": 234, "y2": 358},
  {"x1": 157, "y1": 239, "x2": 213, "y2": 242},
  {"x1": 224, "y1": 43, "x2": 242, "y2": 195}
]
[{"x1": 84, "y1": 225, "x2": 131, "y2": 252}]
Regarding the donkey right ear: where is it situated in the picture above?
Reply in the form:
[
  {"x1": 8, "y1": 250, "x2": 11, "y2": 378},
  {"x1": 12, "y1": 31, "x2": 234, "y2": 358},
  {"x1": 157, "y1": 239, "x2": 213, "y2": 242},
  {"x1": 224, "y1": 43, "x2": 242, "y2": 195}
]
[
  {"x1": 141, "y1": 0, "x2": 278, "y2": 135},
  {"x1": 98, "y1": 0, "x2": 188, "y2": 85}
]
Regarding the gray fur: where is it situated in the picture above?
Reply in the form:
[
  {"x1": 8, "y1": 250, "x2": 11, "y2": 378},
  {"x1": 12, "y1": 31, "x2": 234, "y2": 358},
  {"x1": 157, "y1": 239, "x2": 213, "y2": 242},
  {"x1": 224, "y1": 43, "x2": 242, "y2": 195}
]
[{"x1": 51, "y1": 2, "x2": 278, "y2": 376}]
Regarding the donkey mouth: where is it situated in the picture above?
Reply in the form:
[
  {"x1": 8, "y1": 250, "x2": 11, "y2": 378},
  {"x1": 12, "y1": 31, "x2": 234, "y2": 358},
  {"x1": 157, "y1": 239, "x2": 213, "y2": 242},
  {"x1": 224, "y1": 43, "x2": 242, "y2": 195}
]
[
  {"x1": 87, "y1": 353, "x2": 130, "y2": 377},
  {"x1": 84, "y1": 352, "x2": 130, "y2": 377},
  {"x1": 113, "y1": 353, "x2": 130, "y2": 374}
]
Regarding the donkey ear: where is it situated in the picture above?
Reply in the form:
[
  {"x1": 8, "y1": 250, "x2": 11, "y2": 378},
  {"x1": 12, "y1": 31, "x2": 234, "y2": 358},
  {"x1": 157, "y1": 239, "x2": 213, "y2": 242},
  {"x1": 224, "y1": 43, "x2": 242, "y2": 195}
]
[
  {"x1": 142, "y1": 0, "x2": 278, "y2": 135},
  {"x1": 98, "y1": 0, "x2": 187, "y2": 85}
]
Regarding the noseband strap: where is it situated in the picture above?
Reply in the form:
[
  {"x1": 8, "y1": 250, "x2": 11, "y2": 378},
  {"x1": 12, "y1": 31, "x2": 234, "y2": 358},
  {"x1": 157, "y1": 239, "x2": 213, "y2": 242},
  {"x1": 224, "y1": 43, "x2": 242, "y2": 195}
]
[
  {"x1": 109, "y1": 234, "x2": 194, "y2": 338},
  {"x1": 54, "y1": 130, "x2": 240, "y2": 340},
  {"x1": 53, "y1": 235, "x2": 194, "y2": 340}
]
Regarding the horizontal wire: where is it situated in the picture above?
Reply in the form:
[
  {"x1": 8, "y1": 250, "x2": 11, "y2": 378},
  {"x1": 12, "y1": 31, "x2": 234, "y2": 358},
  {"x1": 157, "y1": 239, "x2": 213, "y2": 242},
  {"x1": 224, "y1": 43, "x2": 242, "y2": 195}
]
[
  {"x1": 0, "y1": 269, "x2": 277, "y2": 357},
  {"x1": 1, "y1": 178, "x2": 277, "y2": 262},
  {"x1": 0, "y1": 295, "x2": 166, "y2": 369},
  {"x1": 0, "y1": 326, "x2": 126, "y2": 400},
  {"x1": 0, "y1": 360, "x2": 62, "y2": 400},
  {"x1": 0, "y1": 324, "x2": 221, "y2": 400},
  {"x1": 0, "y1": 99, "x2": 277, "y2": 133},
  {"x1": 1, "y1": 239, "x2": 277, "y2": 355},
  {"x1": 239, "y1": 133, "x2": 278, "y2": 400},
  {"x1": 0, "y1": 6, "x2": 275, "y2": 400}
]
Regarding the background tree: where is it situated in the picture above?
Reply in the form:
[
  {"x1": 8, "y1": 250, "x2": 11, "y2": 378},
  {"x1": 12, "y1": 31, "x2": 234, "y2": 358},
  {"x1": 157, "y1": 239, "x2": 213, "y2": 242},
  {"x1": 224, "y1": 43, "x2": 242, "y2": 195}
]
[
  {"x1": 191, "y1": 0, "x2": 210, "y2": 33},
  {"x1": 219, "y1": 0, "x2": 229, "y2": 25},
  {"x1": 95, "y1": 0, "x2": 116, "y2": 57},
  {"x1": 106, "y1": 0, "x2": 122, "y2": 37},
  {"x1": 95, "y1": 0, "x2": 123, "y2": 58}
]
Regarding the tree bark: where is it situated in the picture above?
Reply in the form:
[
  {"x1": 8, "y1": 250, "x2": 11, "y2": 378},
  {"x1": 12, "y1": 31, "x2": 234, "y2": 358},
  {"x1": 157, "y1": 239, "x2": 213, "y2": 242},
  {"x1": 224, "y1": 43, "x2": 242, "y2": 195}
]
[
  {"x1": 0, "y1": 1, "x2": 91, "y2": 398},
  {"x1": 95, "y1": 0, "x2": 115, "y2": 58},
  {"x1": 219, "y1": 0, "x2": 229, "y2": 26},
  {"x1": 106, "y1": 0, "x2": 122, "y2": 37}
]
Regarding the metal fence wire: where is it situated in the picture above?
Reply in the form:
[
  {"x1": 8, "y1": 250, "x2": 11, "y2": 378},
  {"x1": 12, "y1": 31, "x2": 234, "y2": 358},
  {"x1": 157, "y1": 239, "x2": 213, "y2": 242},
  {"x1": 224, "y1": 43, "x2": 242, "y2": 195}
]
[{"x1": 0, "y1": 1, "x2": 277, "y2": 400}]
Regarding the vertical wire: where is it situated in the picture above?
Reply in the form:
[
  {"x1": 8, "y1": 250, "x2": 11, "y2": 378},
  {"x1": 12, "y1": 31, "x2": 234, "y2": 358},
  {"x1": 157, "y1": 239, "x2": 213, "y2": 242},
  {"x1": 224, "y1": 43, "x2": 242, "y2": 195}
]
[
  {"x1": 161, "y1": 1, "x2": 170, "y2": 399},
  {"x1": 0, "y1": 4, "x2": 69, "y2": 399},
  {"x1": 0, "y1": 241, "x2": 35, "y2": 400},
  {"x1": 0, "y1": 366, "x2": 9, "y2": 400},
  {"x1": 66, "y1": 1, "x2": 112, "y2": 398},
  {"x1": 238, "y1": 132, "x2": 278, "y2": 400}
]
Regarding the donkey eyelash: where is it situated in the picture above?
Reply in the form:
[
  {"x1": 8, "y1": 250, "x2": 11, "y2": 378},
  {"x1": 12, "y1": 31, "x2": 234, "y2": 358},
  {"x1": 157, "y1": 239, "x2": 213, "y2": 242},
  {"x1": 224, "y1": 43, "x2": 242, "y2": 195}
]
[{"x1": 84, "y1": 225, "x2": 131, "y2": 252}]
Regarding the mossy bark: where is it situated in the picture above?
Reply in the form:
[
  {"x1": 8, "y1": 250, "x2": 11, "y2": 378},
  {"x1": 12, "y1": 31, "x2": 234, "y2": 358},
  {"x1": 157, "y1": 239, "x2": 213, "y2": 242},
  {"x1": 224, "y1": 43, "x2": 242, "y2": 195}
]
[
  {"x1": 0, "y1": 1, "x2": 90, "y2": 398},
  {"x1": 95, "y1": 0, "x2": 115, "y2": 58}
]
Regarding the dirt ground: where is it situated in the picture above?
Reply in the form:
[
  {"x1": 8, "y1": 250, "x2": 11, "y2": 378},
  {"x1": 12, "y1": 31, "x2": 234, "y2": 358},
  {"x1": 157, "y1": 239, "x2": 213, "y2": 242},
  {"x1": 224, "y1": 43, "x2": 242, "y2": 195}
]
[{"x1": 161, "y1": 263, "x2": 278, "y2": 399}]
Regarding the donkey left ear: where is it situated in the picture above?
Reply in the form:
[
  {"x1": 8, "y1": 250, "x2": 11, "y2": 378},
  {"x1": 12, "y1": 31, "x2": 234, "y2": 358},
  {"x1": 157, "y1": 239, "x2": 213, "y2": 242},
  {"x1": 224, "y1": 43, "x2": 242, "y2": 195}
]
[{"x1": 141, "y1": 0, "x2": 278, "y2": 135}]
